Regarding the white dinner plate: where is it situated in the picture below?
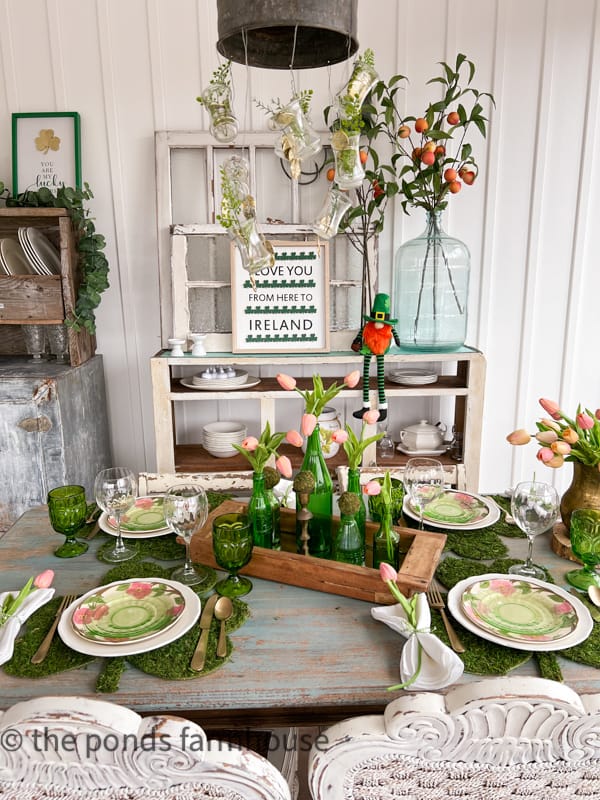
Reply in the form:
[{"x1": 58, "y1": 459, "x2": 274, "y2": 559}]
[
  {"x1": 180, "y1": 376, "x2": 260, "y2": 391},
  {"x1": 98, "y1": 495, "x2": 173, "y2": 539},
  {"x1": 447, "y1": 573, "x2": 593, "y2": 651},
  {"x1": 58, "y1": 578, "x2": 201, "y2": 656},
  {"x1": 388, "y1": 370, "x2": 438, "y2": 385},
  {"x1": 23, "y1": 227, "x2": 62, "y2": 274},
  {"x1": 402, "y1": 489, "x2": 500, "y2": 530},
  {"x1": 396, "y1": 443, "x2": 449, "y2": 456},
  {"x1": 17, "y1": 228, "x2": 51, "y2": 275},
  {"x1": 0, "y1": 238, "x2": 34, "y2": 275}
]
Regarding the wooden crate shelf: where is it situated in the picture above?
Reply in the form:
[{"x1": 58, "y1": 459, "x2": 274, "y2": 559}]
[
  {"x1": 191, "y1": 499, "x2": 447, "y2": 604},
  {"x1": 0, "y1": 208, "x2": 96, "y2": 366}
]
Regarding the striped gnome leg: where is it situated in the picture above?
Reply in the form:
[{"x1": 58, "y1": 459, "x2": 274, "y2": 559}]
[
  {"x1": 376, "y1": 354, "x2": 387, "y2": 421},
  {"x1": 353, "y1": 353, "x2": 372, "y2": 419}
]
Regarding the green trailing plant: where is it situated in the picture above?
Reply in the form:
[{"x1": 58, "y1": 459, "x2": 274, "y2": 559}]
[
  {"x1": 0, "y1": 181, "x2": 109, "y2": 334},
  {"x1": 196, "y1": 60, "x2": 233, "y2": 105},
  {"x1": 255, "y1": 89, "x2": 314, "y2": 120}
]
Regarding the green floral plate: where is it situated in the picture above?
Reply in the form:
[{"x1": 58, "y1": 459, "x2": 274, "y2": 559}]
[
  {"x1": 404, "y1": 489, "x2": 499, "y2": 529},
  {"x1": 100, "y1": 496, "x2": 171, "y2": 538},
  {"x1": 461, "y1": 577, "x2": 578, "y2": 643},
  {"x1": 71, "y1": 580, "x2": 185, "y2": 644}
]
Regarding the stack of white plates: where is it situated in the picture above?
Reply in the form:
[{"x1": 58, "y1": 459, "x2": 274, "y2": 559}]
[
  {"x1": 0, "y1": 237, "x2": 33, "y2": 275},
  {"x1": 192, "y1": 368, "x2": 248, "y2": 387},
  {"x1": 388, "y1": 369, "x2": 438, "y2": 385},
  {"x1": 17, "y1": 227, "x2": 61, "y2": 275},
  {"x1": 202, "y1": 421, "x2": 247, "y2": 458}
]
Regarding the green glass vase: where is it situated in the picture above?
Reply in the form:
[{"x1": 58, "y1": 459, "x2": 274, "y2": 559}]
[
  {"x1": 372, "y1": 507, "x2": 400, "y2": 570},
  {"x1": 248, "y1": 471, "x2": 273, "y2": 548},
  {"x1": 295, "y1": 425, "x2": 333, "y2": 557},
  {"x1": 333, "y1": 512, "x2": 365, "y2": 566},
  {"x1": 347, "y1": 467, "x2": 366, "y2": 539}
]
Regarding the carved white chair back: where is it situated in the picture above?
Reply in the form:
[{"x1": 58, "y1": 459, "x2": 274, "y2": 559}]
[
  {"x1": 0, "y1": 695, "x2": 291, "y2": 800},
  {"x1": 309, "y1": 677, "x2": 600, "y2": 800},
  {"x1": 138, "y1": 471, "x2": 253, "y2": 496}
]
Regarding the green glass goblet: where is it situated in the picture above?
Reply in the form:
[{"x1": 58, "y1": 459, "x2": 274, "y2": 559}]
[
  {"x1": 565, "y1": 508, "x2": 600, "y2": 590},
  {"x1": 212, "y1": 513, "x2": 254, "y2": 597},
  {"x1": 48, "y1": 485, "x2": 89, "y2": 558}
]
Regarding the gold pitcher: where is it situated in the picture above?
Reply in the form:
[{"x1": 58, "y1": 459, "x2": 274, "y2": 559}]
[{"x1": 560, "y1": 461, "x2": 600, "y2": 532}]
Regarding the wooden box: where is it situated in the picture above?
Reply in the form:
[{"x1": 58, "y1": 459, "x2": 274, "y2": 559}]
[
  {"x1": 0, "y1": 208, "x2": 96, "y2": 366},
  {"x1": 191, "y1": 499, "x2": 446, "y2": 604}
]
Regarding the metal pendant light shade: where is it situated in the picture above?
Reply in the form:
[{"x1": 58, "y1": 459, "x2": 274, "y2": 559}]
[{"x1": 216, "y1": 0, "x2": 358, "y2": 69}]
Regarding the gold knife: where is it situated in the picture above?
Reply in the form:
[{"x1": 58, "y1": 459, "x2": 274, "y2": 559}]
[{"x1": 190, "y1": 594, "x2": 218, "y2": 671}]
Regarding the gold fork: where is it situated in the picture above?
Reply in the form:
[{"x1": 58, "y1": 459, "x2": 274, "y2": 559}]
[
  {"x1": 426, "y1": 583, "x2": 466, "y2": 653},
  {"x1": 30, "y1": 594, "x2": 77, "y2": 664}
]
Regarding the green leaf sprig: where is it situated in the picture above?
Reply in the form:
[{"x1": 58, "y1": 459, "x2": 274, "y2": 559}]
[
  {"x1": 343, "y1": 422, "x2": 383, "y2": 470},
  {"x1": 232, "y1": 421, "x2": 286, "y2": 474}
]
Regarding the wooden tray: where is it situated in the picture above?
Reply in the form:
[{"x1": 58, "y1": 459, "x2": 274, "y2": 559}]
[{"x1": 191, "y1": 499, "x2": 446, "y2": 604}]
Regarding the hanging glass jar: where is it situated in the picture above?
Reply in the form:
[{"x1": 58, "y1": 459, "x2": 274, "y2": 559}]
[
  {"x1": 272, "y1": 98, "x2": 322, "y2": 164},
  {"x1": 333, "y1": 492, "x2": 365, "y2": 566},
  {"x1": 248, "y1": 471, "x2": 273, "y2": 548},
  {"x1": 229, "y1": 220, "x2": 274, "y2": 276},
  {"x1": 331, "y1": 132, "x2": 365, "y2": 189},
  {"x1": 295, "y1": 425, "x2": 333, "y2": 558},
  {"x1": 372, "y1": 506, "x2": 400, "y2": 570},
  {"x1": 199, "y1": 81, "x2": 238, "y2": 143},
  {"x1": 393, "y1": 210, "x2": 471, "y2": 351},
  {"x1": 311, "y1": 186, "x2": 352, "y2": 240},
  {"x1": 346, "y1": 467, "x2": 366, "y2": 540}
]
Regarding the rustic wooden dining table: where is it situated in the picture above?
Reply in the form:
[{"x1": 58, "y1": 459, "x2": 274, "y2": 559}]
[{"x1": 1, "y1": 504, "x2": 600, "y2": 729}]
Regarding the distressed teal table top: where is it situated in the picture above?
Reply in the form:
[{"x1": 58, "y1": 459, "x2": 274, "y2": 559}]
[{"x1": 0, "y1": 506, "x2": 598, "y2": 726}]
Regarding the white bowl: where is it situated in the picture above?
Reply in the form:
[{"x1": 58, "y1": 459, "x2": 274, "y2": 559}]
[
  {"x1": 203, "y1": 443, "x2": 240, "y2": 458},
  {"x1": 202, "y1": 421, "x2": 246, "y2": 436}
]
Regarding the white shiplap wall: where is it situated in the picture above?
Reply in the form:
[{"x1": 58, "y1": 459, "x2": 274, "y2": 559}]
[{"x1": 0, "y1": 0, "x2": 599, "y2": 495}]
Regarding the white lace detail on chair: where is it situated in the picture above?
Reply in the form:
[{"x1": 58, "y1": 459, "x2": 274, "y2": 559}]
[
  {"x1": 0, "y1": 781, "x2": 245, "y2": 800},
  {"x1": 345, "y1": 754, "x2": 600, "y2": 800}
]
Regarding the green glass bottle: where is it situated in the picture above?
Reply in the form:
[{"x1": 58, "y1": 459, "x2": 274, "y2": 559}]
[
  {"x1": 248, "y1": 471, "x2": 273, "y2": 548},
  {"x1": 333, "y1": 492, "x2": 365, "y2": 565},
  {"x1": 346, "y1": 467, "x2": 366, "y2": 539},
  {"x1": 372, "y1": 506, "x2": 400, "y2": 570},
  {"x1": 263, "y1": 466, "x2": 281, "y2": 550},
  {"x1": 295, "y1": 425, "x2": 333, "y2": 557}
]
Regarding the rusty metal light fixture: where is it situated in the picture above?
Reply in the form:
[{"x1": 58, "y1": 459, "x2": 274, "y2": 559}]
[{"x1": 216, "y1": 0, "x2": 358, "y2": 69}]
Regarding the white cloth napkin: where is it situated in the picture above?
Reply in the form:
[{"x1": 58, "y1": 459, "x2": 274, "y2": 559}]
[
  {"x1": 0, "y1": 588, "x2": 55, "y2": 666},
  {"x1": 371, "y1": 592, "x2": 464, "y2": 690}
]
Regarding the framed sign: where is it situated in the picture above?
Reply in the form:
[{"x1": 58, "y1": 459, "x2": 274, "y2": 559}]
[
  {"x1": 231, "y1": 240, "x2": 330, "y2": 353},
  {"x1": 12, "y1": 112, "x2": 81, "y2": 194}
]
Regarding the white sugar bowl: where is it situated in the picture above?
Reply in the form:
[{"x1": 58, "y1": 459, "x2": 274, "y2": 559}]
[{"x1": 399, "y1": 420, "x2": 447, "y2": 451}]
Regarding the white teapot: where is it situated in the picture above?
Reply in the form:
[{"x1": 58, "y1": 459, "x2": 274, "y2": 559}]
[{"x1": 399, "y1": 420, "x2": 447, "y2": 452}]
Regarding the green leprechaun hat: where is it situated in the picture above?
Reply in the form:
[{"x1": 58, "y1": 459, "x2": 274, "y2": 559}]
[{"x1": 364, "y1": 293, "x2": 398, "y2": 325}]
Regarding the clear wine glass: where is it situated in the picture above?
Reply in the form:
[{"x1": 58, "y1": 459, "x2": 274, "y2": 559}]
[
  {"x1": 163, "y1": 484, "x2": 213, "y2": 588},
  {"x1": 508, "y1": 481, "x2": 559, "y2": 580},
  {"x1": 94, "y1": 467, "x2": 139, "y2": 563},
  {"x1": 403, "y1": 457, "x2": 445, "y2": 529}
]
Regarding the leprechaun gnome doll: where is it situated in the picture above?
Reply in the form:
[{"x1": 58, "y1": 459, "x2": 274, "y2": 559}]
[{"x1": 352, "y1": 293, "x2": 400, "y2": 421}]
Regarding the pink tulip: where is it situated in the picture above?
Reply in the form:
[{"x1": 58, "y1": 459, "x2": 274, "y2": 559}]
[
  {"x1": 577, "y1": 412, "x2": 594, "y2": 430},
  {"x1": 344, "y1": 370, "x2": 361, "y2": 388},
  {"x1": 547, "y1": 453, "x2": 565, "y2": 469},
  {"x1": 551, "y1": 440, "x2": 571, "y2": 455},
  {"x1": 332, "y1": 429, "x2": 349, "y2": 444},
  {"x1": 363, "y1": 409, "x2": 380, "y2": 425},
  {"x1": 536, "y1": 447, "x2": 554, "y2": 463},
  {"x1": 241, "y1": 436, "x2": 259, "y2": 451},
  {"x1": 536, "y1": 430, "x2": 558, "y2": 445},
  {"x1": 540, "y1": 418, "x2": 561, "y2": 432},
  {"x1": 539, "y1": 398, "x2": 562, "y2": 420},
  {"x1": 276, "y1": 373, "x2": 297, "y2": 391},
  {"x1": 285, "y1": 429, "x2": 303, "y2": 448},
  {"x1": 275, "y1": 455, "x2": 292, "y2": 479},
  {"x1": 506, "y1": 429, "x2": 531, "y2": 446},
  {"x1": 363, "y1": 481, "x2": 382, "y2": 496},
  {"x1": 33, "y1": 569, "x2": 54, "y2": 589},
  {"x1": 379, "y1": 562, "x2": 398, "y2": 583},
  {"x1": 301, "y1": 413, "x2": 317, "y2": 436},
  {"x1": 562, "y1": 427, "x2": 579, "y2": 444}
]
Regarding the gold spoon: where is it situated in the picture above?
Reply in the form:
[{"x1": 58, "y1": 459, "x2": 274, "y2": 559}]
[{"x1": 214, "y1": 596, "x2": 233, "y2": 658}]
